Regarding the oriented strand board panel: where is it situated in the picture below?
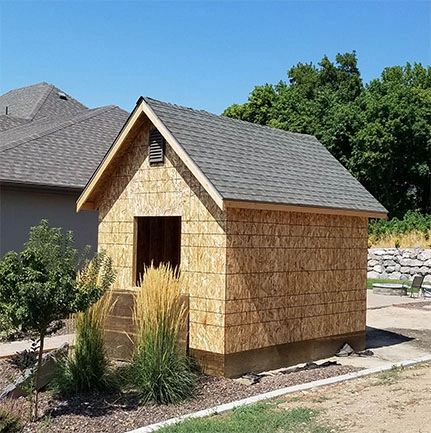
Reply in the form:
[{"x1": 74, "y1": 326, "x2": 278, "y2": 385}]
[
  {"x1": 96, "y1": 118, "x2": 227, "y2": 355},
  {"x1": 224, "y1": 208, "x2": 368, "y2": 354}
]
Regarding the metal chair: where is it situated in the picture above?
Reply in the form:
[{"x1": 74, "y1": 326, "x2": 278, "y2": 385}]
[{"x1": 403, "y1": 275, "x2": 424, "y2": 298}]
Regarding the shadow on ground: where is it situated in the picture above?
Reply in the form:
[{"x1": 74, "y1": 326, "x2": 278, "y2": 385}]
[{"x1": 366, "y1": 326, "x2": 413, "y2": 349}]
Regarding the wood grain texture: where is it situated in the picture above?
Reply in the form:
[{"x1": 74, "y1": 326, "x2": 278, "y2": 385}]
[{"x1": 95, "y1": 119, "x2": 227, "y2": 354}]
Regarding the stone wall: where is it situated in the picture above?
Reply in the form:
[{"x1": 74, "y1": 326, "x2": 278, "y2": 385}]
[{"x1": 367, "y1": 248, "x2": 431, "y2": 282}]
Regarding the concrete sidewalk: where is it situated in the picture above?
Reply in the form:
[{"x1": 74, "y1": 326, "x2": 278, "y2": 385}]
[
  {"x1": 367, "y1": 290, "x2": 422, "y2": 309},
  {"x1": 329, "y1": 293, "x2": 431, "y2": 369},
  {"x1": 0, "y1": 333, "x2": 74, "y2": 359}
]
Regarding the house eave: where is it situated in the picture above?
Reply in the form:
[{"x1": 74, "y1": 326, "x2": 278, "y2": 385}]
[{"x1": 223, "y1": 199, "x2": 388, "y2": 219}]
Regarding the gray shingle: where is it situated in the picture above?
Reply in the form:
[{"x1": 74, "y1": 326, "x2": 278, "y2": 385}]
[
  {"x1": 0, "y1": 82, "x2": 86, "y2": 121},
  {"x1": 144, "y1": 97, "x2": 386, "y2": 214},
  {"x1": 0, "y1": 83, "x2": 129, "y2": 189}
]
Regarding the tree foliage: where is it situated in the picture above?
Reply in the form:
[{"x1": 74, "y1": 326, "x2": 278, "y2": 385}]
[
  {"x1": 0, "y1": 220, "x2": 115, "y2": 419},
  {"x1": 223, "y1": 53, "x2": 431, "y2": 217}
]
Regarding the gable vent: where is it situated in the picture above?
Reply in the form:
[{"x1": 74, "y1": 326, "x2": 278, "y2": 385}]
[{"x1": 148, "y1": 129, "x2": 165, "y2": 165}]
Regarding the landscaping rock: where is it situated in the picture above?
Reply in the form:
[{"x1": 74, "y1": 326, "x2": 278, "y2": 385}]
[
  {"x1": 368, "y1": 248, "x2": 431, "y2": 281},
  {"x1": 0, "y1": 343, "x2": 68, "y2": 400}
]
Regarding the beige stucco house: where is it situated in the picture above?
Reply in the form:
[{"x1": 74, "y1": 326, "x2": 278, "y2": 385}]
[{"x1": 77, "y1": 96, "x2": 387, "y2": 377}]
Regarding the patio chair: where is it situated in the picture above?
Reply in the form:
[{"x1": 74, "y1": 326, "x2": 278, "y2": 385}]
[
  {"x1": 420, "y1": 277, "x2": 431, "y2": 298},
  {"x1": 403, "y1": 275, "x2": 424, "y2": 298}
]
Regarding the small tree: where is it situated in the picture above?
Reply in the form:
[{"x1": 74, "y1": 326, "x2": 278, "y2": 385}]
[{"x1": 0, "y1": 220, "x2": 114, "y2": 419}]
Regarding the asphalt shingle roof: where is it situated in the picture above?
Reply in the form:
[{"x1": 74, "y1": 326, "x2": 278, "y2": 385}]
[
  {"x1": 0, "y1": 82, "x2": 86, "y2": 121},
  {"x1": 144, "y1": 97, "x2": 386, "y2": 214},
  {"x1": 0, "y1": 83, "x2": 129, "y2": 189}
]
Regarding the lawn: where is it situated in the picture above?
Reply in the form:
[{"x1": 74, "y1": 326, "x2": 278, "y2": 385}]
[
  {"x1": 159, "y1": 364, "x2": 431, "y2": 433},
  {"x1": 158, "y1": 403, "x2": 332, "y2": 433},
  {"x1": 366, "y1": 278, "x2": 410, "y2": 289}
]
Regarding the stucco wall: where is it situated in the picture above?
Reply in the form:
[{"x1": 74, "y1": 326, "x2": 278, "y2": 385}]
[
  {"x1": 95, "y1": 119, "x2": 227, "y2": 355},
  {"x1": 224, "y1": 208, "x2": 368, "y2": 354},
  {"x1": 0, "y1": 186, "x2": 98, "y2": 256}
]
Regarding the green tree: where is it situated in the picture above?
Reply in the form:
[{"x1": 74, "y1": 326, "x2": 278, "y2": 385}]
[
  {"x1": 223, "y1": 53, "x2": 430, "y2": 216},
  {"x1": 0, "y1": 220, "x2": 114, "y2": 419},
  {"x1": 350, "y1": 63, "x2": 431, "y2": 216}
]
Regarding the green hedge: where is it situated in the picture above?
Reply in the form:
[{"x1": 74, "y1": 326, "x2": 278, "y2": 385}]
[{"x1": 369, "y1": 211, "x2": 431, "y2": 238}]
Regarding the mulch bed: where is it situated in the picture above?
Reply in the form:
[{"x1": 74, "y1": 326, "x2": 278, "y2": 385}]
[{"x1": 0, "y1": 360, "x2": 361, "y2": 433}]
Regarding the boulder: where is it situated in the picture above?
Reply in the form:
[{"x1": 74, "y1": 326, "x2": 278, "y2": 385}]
[
  {"x1": 367, "y1": 271, "x2": 381, "y2": 279},
  {"x1": 383, "y1": 260, "x2": 396, "y2": 267},
  {"x1": 389, "y1": 271, "x2": 401, "y2": 280},
  {"x1": 372, "y1": 249, "x2": 386, "y2": 256},
  {"x1": 418, "y1": 250, "x2": 431, "y2": 261},
  {"x1": 372, "y1": 265, "x2": 383, "y2": 273},
  {"x1": 0, "y1": 343, "x2": 69, "y2": 400},
  {"x1": 368, "y1": 259, "x2": 379, "y2": 267}
]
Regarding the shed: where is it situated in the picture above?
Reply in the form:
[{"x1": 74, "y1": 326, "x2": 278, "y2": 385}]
[{"x1": 77, "y1": 96, "x2": 387, "y2": 377}]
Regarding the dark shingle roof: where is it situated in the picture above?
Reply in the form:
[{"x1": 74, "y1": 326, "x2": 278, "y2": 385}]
[
  {"x1": 144, "y1": 97, "x2": 386, "y2": 214},
  {"x1": 0, "y1": 82, "x2": 86, "y2": 121},
  {"x1": 0, "y1": 83, "x2": 129, "y2": 189}
]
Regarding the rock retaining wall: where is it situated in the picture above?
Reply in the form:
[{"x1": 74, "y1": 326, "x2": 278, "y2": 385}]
[{"x1": 367, "y1": 248, "x2": 431, "y2": 282}]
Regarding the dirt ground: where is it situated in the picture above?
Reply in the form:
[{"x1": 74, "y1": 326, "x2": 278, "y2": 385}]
[{"x1": 280, "y1": 363, "x2": 431, "y2": 433}]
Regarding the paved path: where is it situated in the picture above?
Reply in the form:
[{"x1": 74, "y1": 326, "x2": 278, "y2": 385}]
[
  {"x1": 367, "y1": 290, "x2": 420, "y2": 309},
  {"x1": 0, "y1": 333, "x2": 74, "y2": 359},
  {"x1": 329, "y1": 292, "x2": 431, "y2": 369}
]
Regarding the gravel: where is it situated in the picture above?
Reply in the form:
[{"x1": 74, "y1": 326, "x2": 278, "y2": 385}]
[{"x1": 0, "y1": 360, "x2": 361, "y2": 433}]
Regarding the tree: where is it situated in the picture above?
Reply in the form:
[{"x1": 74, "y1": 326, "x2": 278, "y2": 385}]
[
  {"x1": 223, "y1": 53, "x2": 430, "y2": 217},
  {"x1": 349, "y1": 63, "x2": 431, "y2": 216},
  {"x1": 0, "y1": 220, "x2": 114, "y2": 419}
]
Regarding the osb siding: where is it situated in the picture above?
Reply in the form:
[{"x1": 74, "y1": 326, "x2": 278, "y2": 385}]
[
  {"x1": 224, "y1": 208, "x2": 368, "y2": 354},
  {"x1": 95, "y1": 118, "x2": 227, "y2": 354}
]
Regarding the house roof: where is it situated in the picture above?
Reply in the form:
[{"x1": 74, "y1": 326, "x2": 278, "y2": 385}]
[
  {"x1": 0, "y1": 83, "x2": 129, "y2": 190},
  {"x1": 77, "y1": 97, "x2": 387, "y2": 218},
  {"x1": 0, "y1": 82, "x2": 87, "y2": 121}
]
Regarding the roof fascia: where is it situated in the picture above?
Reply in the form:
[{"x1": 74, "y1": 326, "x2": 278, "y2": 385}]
[
  {"x1": 223, "y1": 199, "x2": 388, "y2": 219},
  {"x1": 77, "y1": 98, "x2": 224, "y2": 212}
]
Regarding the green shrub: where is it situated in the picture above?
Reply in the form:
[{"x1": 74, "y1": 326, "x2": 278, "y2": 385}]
[
  {"x1": 0, "y1": 404, "x2": 24, "y2": 433},
  {"x1": 369, "y1": 211, "x2": 431, "y2": 247},
  {"x1": 130, "y1": 264, "x2": 196, "y2": 404},
  {"x1": 52, "y1": 265, "x2": 115, "y2": 395}
]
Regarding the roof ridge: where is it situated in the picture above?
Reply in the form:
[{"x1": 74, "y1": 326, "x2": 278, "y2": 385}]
[
  {"x1": 0, "y1": 106, "x2": 116, "y2": 153},
  {"x1": 143, "y1": 96, "x2": 317, "y2": 141},
  {"x1": 0, "y1": 82, "x2": 50, "y2": 99},
  {"x1": 28, "y1": 84, "x2": 54, "y2": 120}
]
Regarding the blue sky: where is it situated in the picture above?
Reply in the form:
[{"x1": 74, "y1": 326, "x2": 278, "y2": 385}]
[{"x1": 0, "y1": 1, "x2": 429, "y2": 114}]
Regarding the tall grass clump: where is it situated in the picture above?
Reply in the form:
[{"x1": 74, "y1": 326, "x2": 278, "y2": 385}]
[
  {"x1": 369, "y1": 211, "x2": 431, "y2": 248},
  {"x1": 130, "y1": 264, "x2": 196, "y2": 404},
  {"x1": 53, "y1": 255, "x2": 115, "y2": 395}
]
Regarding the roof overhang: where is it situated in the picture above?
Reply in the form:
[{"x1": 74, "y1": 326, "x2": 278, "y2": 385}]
[
  {"x1": 76, "y1": 97, "x2": 224, "y2": 212},
  {"x1": 223, "y1": 199, "x2": 388, "y2": 219},
  {"x1": 77, "y1": 98, "x2": 387, "y2": 220}
]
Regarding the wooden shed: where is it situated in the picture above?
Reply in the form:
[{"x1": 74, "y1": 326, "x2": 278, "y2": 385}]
[{"x1": 77, "y1": 97, "x2": 387, "y2": 377}]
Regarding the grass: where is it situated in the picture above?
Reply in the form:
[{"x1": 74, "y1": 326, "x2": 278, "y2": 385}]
[
  {"x1": 130, "y1": 264, "x2": 196, "y2": 404},
  {"x1": 366, "y1": 278, "x2": 408, "y2": 289},
  {"x1": 158, "y1": 403, "x2": 333, "y2": 433},
  {"x1": 52, "y1": 290, "x2": 115, "y2": 394},
  {"x1": 368, "y1": 231, "x2": 431, "y2": 248},
  {"x1": 377, "y1": 366, "x2": 404, "y2": 385}
]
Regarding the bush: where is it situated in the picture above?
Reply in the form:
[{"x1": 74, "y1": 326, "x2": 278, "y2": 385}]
[
  {"x1": 53, "y1": 291, "x2": 114, "y2": 395},
  {"x1": 0, "y1": 401, "x2": 25, "y2": 433},
  {"x1": 130, "y1": 264, "x2": 196, "y2": 404},
  {"x1": 52, "y1": 260, "x2": 115, "y2": 395},
  {"x1": 369, "y1": 211, "x2": 431, "y2": 247}
]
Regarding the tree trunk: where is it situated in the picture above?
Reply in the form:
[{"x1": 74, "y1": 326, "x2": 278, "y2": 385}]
[{"x1": 33, "y1": 330, "x2": 45, "y2": 421}]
